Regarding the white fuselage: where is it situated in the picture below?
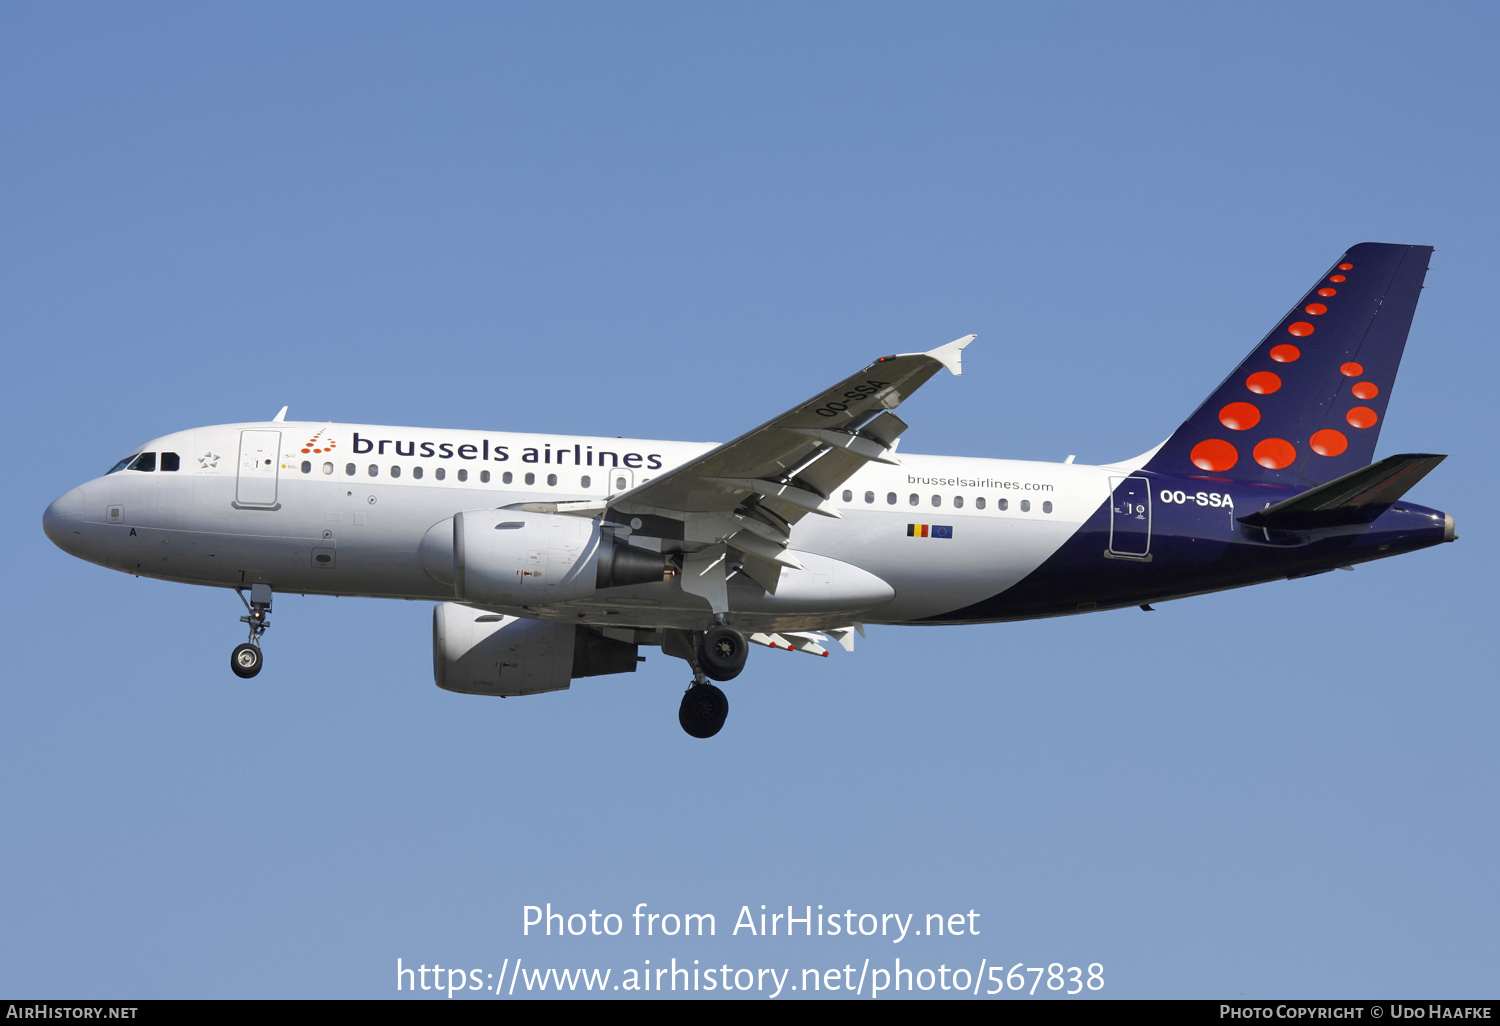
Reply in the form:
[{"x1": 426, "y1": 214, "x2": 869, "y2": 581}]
[{"x1": 45, "y1": 420, "x2": 1129, "y2": 632}]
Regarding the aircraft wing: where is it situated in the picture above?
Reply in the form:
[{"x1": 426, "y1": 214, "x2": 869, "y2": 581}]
[{"x1": 605, "y1": 335, "x2": 973, "y2": 588}]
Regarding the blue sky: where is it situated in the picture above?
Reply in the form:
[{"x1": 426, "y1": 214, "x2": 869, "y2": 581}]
[{"x1": 3, "y1": 2, "x2": 1496, "y2": 999}]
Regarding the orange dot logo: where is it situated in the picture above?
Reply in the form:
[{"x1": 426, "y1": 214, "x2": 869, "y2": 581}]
[
  {"x1": 1351, "y1": 381, "x2": 1378, "y2": 399},
  {"x1": 1318, "y1": 287, "x2": 1337, "y2": 297},
  {"x1": 1338, "y1": 262, "x2": 1353, "y2": 270},
  {"x1": 1270, "y1": 344, "x2": 1301, "y2": 363},
  {"x1": 1304, "y1": 303, "x2": 1327, "y2": 316},
  {"x1": 1246, "y1": 371, "x2": 1282, "y2": 394},
  {"x1": 1253, "y1": 438, "x2": 1296, "y2": 469},
  {"x1": 1340, "y1": 362, "x2": 1363, "y2": 377},
  {"x1": 1219, "y1": 402, "x2": 1261, "y2": 430},
  {"x1": 1310, "y1": 429, "x2": 1348, "y2": 456},
  {"x1": 1329, "y1": 274, "x2": 1346, "y2": 283},
  {"x1": 1191, "y1": 439, "x2": 1238, "y2": 472},
  {"x1": 1346, "y1": 406, "x2": 1378, "y2": 429},
  {"x1": 1287, "y1": 322, "x2": 1315, "y2": 336},
  {"x1": 300, "y1": 428, "x2": 337, "y2": 455}
]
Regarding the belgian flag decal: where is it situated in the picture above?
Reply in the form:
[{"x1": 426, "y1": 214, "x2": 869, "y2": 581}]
[{"x1": 907, "y1": 524, "x2": 953, "y2": 539}]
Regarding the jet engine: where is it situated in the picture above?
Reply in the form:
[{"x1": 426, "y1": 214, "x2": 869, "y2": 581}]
[
  {"x1": 433, "y1": 602, "x2": 640, "y2": 696},
  {"x1": 420, "y1": 509, "x2": 666, "y2": 604}
]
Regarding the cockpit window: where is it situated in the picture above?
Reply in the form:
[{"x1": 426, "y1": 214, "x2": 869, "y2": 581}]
[
  {"x1": 160, "y1": 452, "x2": 180, "y2": 472},
  {"x1": 126, "y1": 452, "x2": 157, "y2": 473},
  {"x1": 106, "y1": 454, "x2": 139, "y2": 475}
]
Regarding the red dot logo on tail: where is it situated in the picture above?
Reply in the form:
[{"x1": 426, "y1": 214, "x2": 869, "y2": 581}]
[
  {"x1": 1219, "y1": 402, "x2": 1260, "y2": 431},
  {"x1": 1246, "y1": 371, "x2": 1281, "y2": 394},
  {"x1": 1191, "y1": 439, "x2": 1238, "y2": 472},
  {"x1": 1253, "y1": 438, "x2": 1296, "y2": 469},
  {"x1": 1310, "y1": 430, "x2": 1348, "y2": 456}
]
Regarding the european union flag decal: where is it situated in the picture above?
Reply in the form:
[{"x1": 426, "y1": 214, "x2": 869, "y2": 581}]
[
  {"x1": 931, "y1": 525, "x2": 953, "y2": 539},
  {"x1": 907, "y1": 524, "x2": 953, "y2": 538}
]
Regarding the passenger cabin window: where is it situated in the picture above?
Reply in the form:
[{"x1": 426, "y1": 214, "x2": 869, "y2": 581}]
[
  {"x1": 160, "y1": 452, "x2": 180, "y2": 472},
  {"x1": 931, "y1": 494, "x2": 941, "y2": 507},
  {"x1": 390, "y1": 466, "x2": 401, "y2": 478},
  {"x1": 525, "y1": 473, "x2": 535, "y2": 486},
  {"x1": 346, "y1": 463, "x2": 356, "y2": 476},
  {"x1": 842, "y1": 489, "x2": 853, "y2": 502},
  {"x1": 368, "y1": 464, "x2": 378, "y2": 477},
  {"x1": 323, "y1": 462, "x2": 334, "y2": 475},
  {"x1": 127, "y1": 452, "x2": 156, "y2": 473},
  {"x1": 864, "y1": 491, "x2": 874, "y2": 504},
  {"x1": 1043, "y1": 500, "x2": 1053, "y2": 514},
  {"x1": 457, "y1": 469, "x2": 468, "y2": 482},
  {"x1": 998, "y1": 498, "x2": 1009, "y2": 511},
  {"x1": 435, "y1": 468, "x2": 445, "y2": 481},
  {"x1": 976, "y1": 497, "x2": 986, "y2": 510},
  {"x1": 1020, "y1": 499, "x2": 1030, "y2": 512},
  {"x1": 502, "y1": 472, "x2": 513, "y2": 484},
  {"x1": 481, "y1": 470, "x2": 491, "y2": 483},
  {"x1": 887, "y1": 493, "x2": 897, "y2": 505},
  {"x1": 547, "y1": 474, "x2": 557, "y2": 486},
  {"x1": 908, "y1": 493, "x2": 918, "y2": 506},
  {"x1": 581, "y1": 475, "x2": 591, "y2": 489},
  {"x1": 953, "y1": 495, "x2": 963, "y2": 508},
  {"x1": 413, "y1": 467, "x2": 423, "y2": 480},
  {"x1": 301, "y1": 461, "x2": 311, "y2": 474}
]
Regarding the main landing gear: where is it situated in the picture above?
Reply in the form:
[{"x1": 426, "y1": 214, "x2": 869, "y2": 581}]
[
  {"x1": 231, "y1": 584, "x2": 273, "y2": 679},
  {"x1": 673, "y1": 622, "x2": 749, "y2": 739}
]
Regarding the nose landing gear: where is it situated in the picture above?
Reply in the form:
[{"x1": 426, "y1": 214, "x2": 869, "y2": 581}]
[{"x1": 231, "y1": 584, "x2": 273, "y2": 679}]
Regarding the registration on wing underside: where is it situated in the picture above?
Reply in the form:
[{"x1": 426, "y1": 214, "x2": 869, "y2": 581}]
[{"x1": 610, "y1": 337, "x2": 974, "y2": 526}]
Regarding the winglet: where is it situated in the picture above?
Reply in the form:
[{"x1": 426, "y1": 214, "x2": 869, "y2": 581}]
[
  {"x1": 923, "y1": 334, "x2": 975, "y2": 376},
  {"x1": 272, "y1": 406, "x2": 288, "y2": 423}
]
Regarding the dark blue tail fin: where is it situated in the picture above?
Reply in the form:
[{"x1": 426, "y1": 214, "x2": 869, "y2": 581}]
[{"x1": 1142, "y1": 242, "x2": 1433, "y2": 486}]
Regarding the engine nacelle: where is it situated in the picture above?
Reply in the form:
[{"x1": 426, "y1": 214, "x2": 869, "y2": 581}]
[
  {"x1": 432, "y1": 602, "x2": 639, "y2": 697},
  {"x1": 430, "y1": 509, "x2": 665, "y2": 604}
]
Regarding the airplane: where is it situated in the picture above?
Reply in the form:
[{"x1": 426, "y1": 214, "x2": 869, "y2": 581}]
[{"x1": 42, "y1": 242, "x2": 1455, "y2": 738}]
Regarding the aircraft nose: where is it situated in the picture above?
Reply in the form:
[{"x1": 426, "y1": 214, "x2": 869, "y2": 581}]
[{"x1": 43, "y1": 484, "x2": 89, "y2": 551}]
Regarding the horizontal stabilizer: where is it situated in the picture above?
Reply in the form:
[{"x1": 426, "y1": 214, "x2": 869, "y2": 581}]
[{"x1": 1237, "y1": 453, "x2": 1446, "y2": 531}]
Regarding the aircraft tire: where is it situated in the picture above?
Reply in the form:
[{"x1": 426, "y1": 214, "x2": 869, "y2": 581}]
[
  {"x1": 230, "y1": 643, "x2": 263, "y2": 679},
  {"x1": 698, "y1": 625, "x2": 748, "y2": 682},
  {"x1": 678, "y1": 683, "x2": 728, "y2": 739}
]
